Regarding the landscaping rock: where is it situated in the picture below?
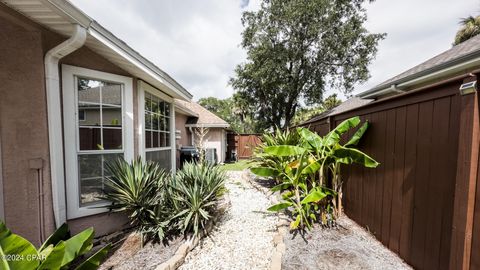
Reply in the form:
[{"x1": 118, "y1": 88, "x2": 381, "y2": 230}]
[{"x1": 178, "y1": 171, "x2": 278, "y2": 270}]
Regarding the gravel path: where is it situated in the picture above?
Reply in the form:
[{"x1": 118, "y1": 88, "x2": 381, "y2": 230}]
[{"x1": 179, "y1": 171, "x2": 278, "y2": 270}]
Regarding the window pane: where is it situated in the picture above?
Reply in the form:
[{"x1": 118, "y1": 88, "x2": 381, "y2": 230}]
[
  {"x1": 153, "y1": 131, "x2": 160, "y2": 148},
  {"x1": 145, "y1": 112, "x2": 152, "y2": 130},
  {"x1": 159, "y1": 116, "x2": 165, "y2": 131},
  {"x1": 165, "y1": 133, "x2": 170, "y2": 147},
  {"x1": 103, "y1": 128, "x2": 122, "y2": 150},
  {"x1": 165, "y1": 103, "x2": 170, "y2": 117},
  {"x1": 152, "y1": 114, "x2": 159, "y2": 131},
  {"x1": 146, "y1": 130, "x2": 152, "y2": 148},
  {"x1": 79, "y1": 127, "x2": 101, "y2": 150},
  {"x1": 146, "y1": 150, "x2": 171, "y2": 171},
  {"x1": 102, "y1": 106, "x2": 122, "y2": 127},
  {"x1": 102, "y1": 83, "x2": 121, "y2": 106},
  {"x1": 78, "y1": 153, "x2": 122, "y2": 206},
  {"x1": 165, "y1": 117, "x2": 170, "y2": 131},
  {"x1": 160, "y1": 132, "x2": 166, "y2": 147},
  {"x1": 145, "y1": 93, "x2": 152, "y2": 112},
  {"x1": 159, "y1": 100, "x2": 165, "y2": 115},
  {"x1": 151, "y1": 96, "x2": 159, "y2": 114}
]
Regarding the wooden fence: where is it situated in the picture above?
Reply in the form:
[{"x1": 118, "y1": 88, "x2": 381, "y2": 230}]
[
  {"x1": 236, "y1": 134, "x2": 262, "y2": 159},
  {"x1": 304, "y1": 77, "x2": 480, "y2": 270}
]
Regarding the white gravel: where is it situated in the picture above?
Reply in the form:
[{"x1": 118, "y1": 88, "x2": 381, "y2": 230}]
[{"x1": 179, "y1": 171, "x2": 278, "y2": 270}]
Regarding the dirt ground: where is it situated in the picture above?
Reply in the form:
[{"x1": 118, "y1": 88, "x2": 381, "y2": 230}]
[{"x1": 282, "y1": 216, "x2": 412, "y2": 270}]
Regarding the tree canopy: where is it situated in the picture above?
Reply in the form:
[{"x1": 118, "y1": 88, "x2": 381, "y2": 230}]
[
  {"x1": 454, "y1": 15, "x2": 480, "y2": 45},
  {"x1": 231, "y1": 0, "x2": 385, "y2": 130}
]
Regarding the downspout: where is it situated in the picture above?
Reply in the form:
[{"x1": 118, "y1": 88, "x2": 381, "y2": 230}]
[{"x1": 45, "y1": 24, "x2": 87, "y2": 228}]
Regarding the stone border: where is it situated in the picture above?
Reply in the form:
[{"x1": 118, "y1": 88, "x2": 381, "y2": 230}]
[
  {"x1": 155, "y1": 195, "x2": 231, "y2": 270},
  {"x1": 242, "y1": 170, "x2": 288, "y2": 270}
]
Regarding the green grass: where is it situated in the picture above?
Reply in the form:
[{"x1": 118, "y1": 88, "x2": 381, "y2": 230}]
[{"x1": 222, "y1": 159, "x2": 252, "y2": 171}]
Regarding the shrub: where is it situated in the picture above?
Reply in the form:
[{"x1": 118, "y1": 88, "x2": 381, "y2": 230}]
[
  {"x1": 251, "y1": 116, "x2": 379, "y2": 229},
  {"x1": 103, "y1": 157, "x2": 170, "y2": 240},
  {"x1": 169, "y1": 162, "x2": 227, "y2": 236},
  {"x1": 0, "y1": 222, "x2": 109, "y2": 270}
]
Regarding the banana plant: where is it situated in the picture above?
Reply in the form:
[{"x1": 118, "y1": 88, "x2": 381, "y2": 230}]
[
  {"x1": 251, "y1": 116, "x2": 379, "y2": 229},
  {"x1": 298, "y1": 116, "x2": 379, "y2": 217},
  {"x1": 0, "y1": 222, "x2": 110, "y2": 270}
]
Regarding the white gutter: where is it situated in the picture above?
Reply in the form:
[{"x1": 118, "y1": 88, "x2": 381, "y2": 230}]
[
  {"x1": 359, "y1": 54, "x2": 480, "y2": 99},
  {"x1": 45, "y1": 24, "x2": 87, "y2": 228}
]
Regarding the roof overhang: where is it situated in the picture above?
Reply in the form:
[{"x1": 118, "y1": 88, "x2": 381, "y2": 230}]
[
  {"x1": 358, "y1": 50, "x2": 480, "y2": 99},
  {"x1": 174, "y1": 104, "x2": 198, "y2": 117},
  {"x1": 1, "y1": 0, "x2": 193, "y2": 100},
  {"x1": 185, "y1": 123, "x2": 230, "y2": 128}
]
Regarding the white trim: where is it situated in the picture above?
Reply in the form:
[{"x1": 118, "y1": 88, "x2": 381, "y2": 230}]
[
  {"x1": 45, "y1": 25, "x2": 87, "y2": 227},
  {"x1": 62, "y1": 65, "x2": 134, "y2": 219}
]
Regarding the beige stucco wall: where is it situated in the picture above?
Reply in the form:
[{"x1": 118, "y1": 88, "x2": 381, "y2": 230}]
[
  {"x1": 174, "y1": 112, "x2": 192, "y2": 167},
  {"x1": 0, "y1": 4, "x2": 133, "y2": 244}
]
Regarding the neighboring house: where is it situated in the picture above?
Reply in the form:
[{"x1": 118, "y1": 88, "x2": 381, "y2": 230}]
[
  {"x1": 300, "y1": 33, "x2": 480, "y2": 269},
  {"x1": 174, "y1": 99, "x2": 230, "y2": 164},
  {"x1": 0, "y1": 0, "x2": 221, "y2": 246}
]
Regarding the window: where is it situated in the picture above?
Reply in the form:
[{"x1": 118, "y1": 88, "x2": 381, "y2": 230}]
[
  {"x1": 144, "y1": 92, "x2": 172, "y2": 171},
  {"x1": 63, "y1": 65, "x2": 133, "y2": 219}
]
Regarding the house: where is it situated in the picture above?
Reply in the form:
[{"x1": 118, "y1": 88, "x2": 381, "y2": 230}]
[
  {"x1": 174, "y1": 99, "x2": 230, "y2": 165},
  {"x1": 301, "y1": 34, "x2": 480, "y2": 269},
  {"x1": 0, "y1": 0, "x2": 226, "y2": 246}
]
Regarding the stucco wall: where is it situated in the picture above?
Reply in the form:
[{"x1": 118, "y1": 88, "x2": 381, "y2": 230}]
[
  {"x1": 174, "y1": 112, "x2": 192, "y2": 167},
  {"x1": 0, "y1": 4, "x2": 133, "y2": 244},
  {"x1": 0, "y1": 5, "x2": 55, "y2": 245},
  {"x1": 190, "y1": 128, "x2": 226, "y2": 163}
]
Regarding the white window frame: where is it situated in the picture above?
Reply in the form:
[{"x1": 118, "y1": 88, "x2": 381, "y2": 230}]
[
  {"x1": 62, "y1": 65, "x2": 134, "y2": 219},
  {"x1": 137, "y1": 81, "x2": 176, "y2": 173}
]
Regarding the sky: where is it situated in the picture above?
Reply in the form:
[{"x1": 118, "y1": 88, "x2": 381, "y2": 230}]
[{"x1": 70, "y1": 0, "x2": 479, "y2": 101}]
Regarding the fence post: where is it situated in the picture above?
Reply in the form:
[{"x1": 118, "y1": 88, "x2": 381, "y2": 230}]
[{"x1": 449, "y1": 76, "x2": 479, "y2": 270}]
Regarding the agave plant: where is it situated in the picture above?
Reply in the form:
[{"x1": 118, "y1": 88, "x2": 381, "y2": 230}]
[
  {"x1": 0, "y1": 222, "x2": 109, "y2": 270},
  {"x1": 251, "y1": 116, "x2": 379, "y2": 229},
  {"x1": 170, "y1": 162, "x2": 227, "y2": 237},
  {"x1": 103, "y1": 157, "x2": 170, "y2": 240}
]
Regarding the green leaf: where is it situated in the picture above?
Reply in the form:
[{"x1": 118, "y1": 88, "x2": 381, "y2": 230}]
[
  {"x1": 74, "y1": 244, "x2": 111, "y2": 270},
  {"x1": 39, "y1": 223, "x2": 69, "y2": 252},
  {"x1": 263, "y1": 145, "x2": 307, "y2": 156},
  {"x1": 0, "y1": 222, "x2": 39, "y2": 270},
  {"x1": 271, "y1": 183, "x2": 292, "y2": 192},
  {"x1": 324, "y1": 117, "x2": 361, "y2": 146},
  {"x1": 290, "y1": 215, "x2": 301, "y2": 229},
  {"x1": 267, "y1": 202, "x2": 293, "y2": 212},
  {"x1": 345, "y1": 122, "x2": 369, "y2": 146},
  {"x1": 250, "y1": 167, "x2": 278, "y2": 177},
  {"x1": 61, "y1": 228, "x2": 94, "y2": 267},
  {"x1": 38, "y1": 241, "x2": 66, "y2": 270},
  {"x1": 301, "y1": 189, "x2": 327, "y2": 204},
  {"x1": 301, "y1": 161, "x2": 320, "y2": 175},
  {"x1": 333, "y1": 147, "x2": 380, "y2": 168},
  {"x1": 298, "y1": 128, "x2": 322, "y2": 149}
]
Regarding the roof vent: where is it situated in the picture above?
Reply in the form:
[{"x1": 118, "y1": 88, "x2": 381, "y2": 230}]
[{"x1": 459, "y1": 81, "x2": 477, "y2": 95}]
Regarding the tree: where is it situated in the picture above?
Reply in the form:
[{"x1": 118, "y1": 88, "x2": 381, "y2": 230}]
[
  {"x1": 197, "y1": 94, "x2": 257, "y2": 133},
  {"x1": 454, "y1": 16, "x2": 480, "y2": 45},
  {"x1": 291, "y1": 94, "x2": 342, "y2": 126},
  {"x1": 230, "y1": 0, "x2": 385, "y2": 130}
]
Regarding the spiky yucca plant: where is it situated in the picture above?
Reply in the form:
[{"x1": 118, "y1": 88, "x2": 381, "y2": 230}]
[
  {"x1": 170, "y1": 162, "x2": 227, "y2": 237},
  {"x1": 104, "y1": 157, "x2": 170, "y2": 239}
]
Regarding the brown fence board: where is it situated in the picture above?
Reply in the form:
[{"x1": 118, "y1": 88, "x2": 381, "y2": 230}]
[
  {"x1": 381, "y1": 109, "x2": 396, "y2": 245},
  {"x1": 389, "y1": 106, "x2": 406, "y2": 253},
  {"x1": 304, "y1": 81, "x2": 465, "y2": 269},
  {"x1": 236, "y1": 134, "x2": 262, "y2": 159},
  {"x1": 399, "y1": 103, "x2": 419, "y2": 262}
]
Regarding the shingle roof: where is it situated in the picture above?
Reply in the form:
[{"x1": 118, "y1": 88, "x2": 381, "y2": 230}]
[
  {"x1": 175, "y1": 99, "x2": 229, "y2": 128},
  {"x1": 360, "y1": 34, "x2": 480, "y2": 97},
  {"x1": 302, "y1": 97, "x2": 373, "y2": 124}
]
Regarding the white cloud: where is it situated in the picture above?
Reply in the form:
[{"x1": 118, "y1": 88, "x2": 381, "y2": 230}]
[{"x1": 71, "y1": 0, "x2": 479, "y2": 101}]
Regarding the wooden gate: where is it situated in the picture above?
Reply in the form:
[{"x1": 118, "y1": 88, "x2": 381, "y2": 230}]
[{"x1": 236, "y1": 134, "x2": 262, "y2": 159}]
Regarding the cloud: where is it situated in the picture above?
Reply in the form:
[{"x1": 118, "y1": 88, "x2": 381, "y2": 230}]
[{"x1": 71, "y1": 0, "x2": 478, "y2": 101}]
